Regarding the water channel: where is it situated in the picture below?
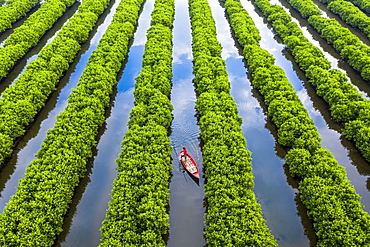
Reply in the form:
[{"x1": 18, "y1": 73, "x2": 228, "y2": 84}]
[
  {"x1": 0, "y1": 0, "x2": 120, "y2": 212},
  {"x1": 272, "y1": 0, "x2": 370, "y2": 100},
  {"x1": 0, "y1": 1, "x2": 80, "y2": 95},
  {"x1": 0, "y1": 0, "x2": 369, "y2": 246},
  {"x1": 55, "y1": 0, "x2": 154, "y2": 245},
  {"x1": 0, "y1": 3, "x2": 41, "y2": 45},
  {"x1": 167, "y1": 0, "x2": 205, "y2": 246},
  {"x1": 244, "y1": 0, "x2": 370, "y2": 226}
]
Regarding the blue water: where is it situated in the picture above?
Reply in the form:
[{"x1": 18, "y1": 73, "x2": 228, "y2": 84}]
[
  {"x1": 0, "y1": 0, "x2": 121, "y2": 213},
  {"x1": 242, "y1": 0, "x2": 370, "y2": 210},
  {"x1": 209, "y1": 0, "x2": 310, "y2": 245},
  {"x1": 0, "y1": 2, "x2": 79, "y2": 95},
  {"x1": 56, "y1": 0, "x2": 155, "y2": 245},
  {"x1": 167, "y1": 0, "x2": 205, "y2": 246},
  {"x1": 243, "y1": 0, "x2": 370, "y2": 225},
  {"x1": 270, "y1": 0, "x2": 370, "y2": 99}
]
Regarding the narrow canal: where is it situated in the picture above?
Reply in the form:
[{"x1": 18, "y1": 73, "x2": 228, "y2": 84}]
[
  {"x1": 0, "y1": 1, "x2": 80, "y2": 94},
  {"x1": 210, "y1": 0, "x2": 311, "y2": 245},
  {"x1": 0, "y1": 3, "x2": 41, "y2": 45},
  {"x1": 0, "y1": 0, "x2": 120, "y2": 213},
  {"x1": 311, "y1": 0, "x2": 370, "y2": 46},
  {"x1": 167, "y1": 0, "x2": 205, "y2": 245},
  {"x1": 55, "y1": 0, "x2": 155, "y2": 245},
  {"x1": 244, "y1": 0, "x2": 370, "y2": 212},
  {"x1": 272, "y1": 0, "x2": 370, "y2": 100}
]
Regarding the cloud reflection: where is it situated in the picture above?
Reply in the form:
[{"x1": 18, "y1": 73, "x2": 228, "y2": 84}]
[
  {"x1": 296, "y1": 89, "x2": 322, "y2": 120},
  {"x1": 91, "y1": 0, "x2": 121, "y2": 46},
  {"x1": 172, "y1": 44, "x2": 192, "y2": 64},
  {"x1": 132, "y1": 0, "x2": 156, "y2": 47},
  {"x1": 228, "y1": 71, "x2": 266, "y2": 130},
  {"x1": 208, "y1": 0, "x2": 241, "y2": 60}
]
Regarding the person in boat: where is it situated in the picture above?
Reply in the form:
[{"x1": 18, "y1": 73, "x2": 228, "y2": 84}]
[
  {"x1": 180, "y1": 146, "x2": 188, "y2": 162},
  {"x1": 181, "y1": 155, "x2": 187, "y2": 163}
]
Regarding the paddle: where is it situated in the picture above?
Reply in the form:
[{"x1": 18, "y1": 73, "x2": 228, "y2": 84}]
[{"x1": 172, "y1": 143, "x2": 189, "y2": 148}]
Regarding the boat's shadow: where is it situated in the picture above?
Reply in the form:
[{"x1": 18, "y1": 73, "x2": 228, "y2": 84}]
[{"x1": 182, "y1": 169, "x2": 200, "y2": 186}]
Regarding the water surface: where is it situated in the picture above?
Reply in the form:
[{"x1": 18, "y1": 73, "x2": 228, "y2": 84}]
[
  {"x1": 243, "y1": 0, "x2": 370, "y2": 211},
  {"x1": 0, "y1": 1, "x2": 80, "y2": 94},
  {"x1": 0, "y1": 0, "x2": 120, "y2": 213},
  {"x1": 271, "y1": 0, "x2": 370, "y2": 99},
  {"x1": 211, "y1": 0, "x2": 311, "y2": 245},
  {"x1": 167, "y1": 0, "x2": 205, "y2": 246},
  {"x1": 55, "y1": 0, "x2": 155, "y2": 245}
]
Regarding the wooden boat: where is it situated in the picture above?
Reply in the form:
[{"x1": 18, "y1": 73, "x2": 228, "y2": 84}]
[{"x1": 179, "y1": 147, "x2": 200, "y2": 179}]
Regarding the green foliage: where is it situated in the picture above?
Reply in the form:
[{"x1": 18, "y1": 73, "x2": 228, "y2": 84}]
[
  {"x1": 0, "y1": 133, "x2": 13, "y2": 164},
  {"x1": 190, "y1": 0, "x2": 277, "y2": 245},
  {"x1": 288, "y1": 0, "x2": 321, "y2": 18},
  {"x1": 0, "y1": 0, "x2": 76, "y2": 77},
  {"x1": 228, "y1": 0, "x2": 370, "y2": 245},
  {"x1": 100, "y1": 0, "x2": 174, "y2": 245},
  {"x1": 224, "y1": 0, "x2": 260, "y2": 46},
  {"x1": 326, "y1": 0, "x2": 370, "y2": 38},
  {"x1": 0, "y1": 0, "x2": 39, "y2": 33},
  {"x1": 100, "y1": 125, "x2": 172, "y2": 247},
  {"x1": 193, "y1": 55, "x2": 231, "y2": 94},
  {"x1": 0, "y1": 0, "x2": 109, "y2": 165},
  {"x1": 299, "y1": 173, "x2": 370, "y2": 246},
  {"x1": 288, "y1": 0, "x2": 370, "y2": 82},
  {"x1": 347, "y1": 0, "x2": 370, "y2": 15},
  {"x1": 130, "y1": 88, "x2": 174, "y2": 128},
  {"x1": 243, "y1": 44, "x2": 275, "y2": 73},
  {"x1": 279, "y1": 0, "x2": 370, "y2": 162},
  {"x1": 0, "y1": 0, "x2": 146, "y2": 245},
  {"x1": 345, "y1": 120, "x2": 370, "y2": 161},
  {"x1": 56, "y1": 12, "x2": 98, "y2": 43}
]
